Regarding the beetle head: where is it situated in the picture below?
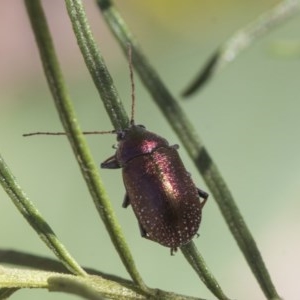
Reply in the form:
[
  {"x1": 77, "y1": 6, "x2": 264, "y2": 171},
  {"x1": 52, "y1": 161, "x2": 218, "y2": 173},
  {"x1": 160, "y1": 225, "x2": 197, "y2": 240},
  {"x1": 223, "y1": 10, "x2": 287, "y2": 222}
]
[{"x1": 116, "y1": 124, "x2": 169, "y2": 164}]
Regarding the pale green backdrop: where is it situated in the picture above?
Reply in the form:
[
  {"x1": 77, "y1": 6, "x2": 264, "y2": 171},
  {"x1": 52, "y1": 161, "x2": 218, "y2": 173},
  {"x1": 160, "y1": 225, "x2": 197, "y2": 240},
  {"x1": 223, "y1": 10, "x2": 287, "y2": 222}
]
[{"x1": 1, "y1": 1, "x2": 299, "y2": 299}]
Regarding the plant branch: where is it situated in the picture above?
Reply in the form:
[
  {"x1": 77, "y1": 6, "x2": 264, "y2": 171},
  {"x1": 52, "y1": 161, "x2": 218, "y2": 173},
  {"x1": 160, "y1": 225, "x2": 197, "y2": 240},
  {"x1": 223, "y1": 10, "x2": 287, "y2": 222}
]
[
  {"x1": 0, "y1": 261, "x2": 205, "y2": 300},
  {"x1": 66, "y1": 0, "x2": 128, "y2": 130},
  {"x1": 96, "y1": 1, "x2": 281, "y2": 299},
  {"x1": 0, "y1": 249, "x2": 133, "y2": 284},
  {"x1": 181, "y1": 243, "x2": 231, "y2": 300},
  {"x1": 182, "y1": 0, "x2": 300, "y2": 96},
  {"x1": 0, "y1": 155, "x2": 86, "y2": 276},
  {"x1": 24, "y1": 0, "x2": 147, "y2": 292}
]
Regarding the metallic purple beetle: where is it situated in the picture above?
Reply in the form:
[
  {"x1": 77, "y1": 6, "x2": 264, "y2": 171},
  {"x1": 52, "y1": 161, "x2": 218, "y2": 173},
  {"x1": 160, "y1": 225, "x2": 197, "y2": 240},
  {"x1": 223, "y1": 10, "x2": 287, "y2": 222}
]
[
  {"x1": 101, "y1": 46, "x2": 208, "y2": 254},
  {"x1": 101, "y1": 123, "x2": 208, "y2": 254},
  {"x1": 23, "y1": 46, "x2": 208, "y2": 254}
]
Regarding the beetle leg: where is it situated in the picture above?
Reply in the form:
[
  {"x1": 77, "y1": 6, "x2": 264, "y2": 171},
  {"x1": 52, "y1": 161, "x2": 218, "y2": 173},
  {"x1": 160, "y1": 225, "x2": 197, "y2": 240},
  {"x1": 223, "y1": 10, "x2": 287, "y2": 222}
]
[
  {"x1": 170, "y1": 247, "x2": 178, "y2": 256},
  {"x1": 138, "y1": 222, "x2": 148, "y2": 238},
  {"x1": 122, "y1": 194, "x2": 131, "y2": 208},
  {"x1": 197, "y1": 188, "x2": 208, "y2": 208},
  {"x1": 171, "y1": 144, "x2": 179, "y2": 150},
  {"x1": 197, "y1": 188, "x2": 208, "y2": 199},
  {"x1": 101, "y1": 155, "x2": 121, "y2": 169}
]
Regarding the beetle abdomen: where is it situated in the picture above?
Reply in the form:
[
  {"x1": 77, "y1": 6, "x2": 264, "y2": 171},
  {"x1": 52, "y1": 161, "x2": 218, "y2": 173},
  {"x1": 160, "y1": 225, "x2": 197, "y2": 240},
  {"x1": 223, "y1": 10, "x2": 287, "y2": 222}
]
[{"x1": 122, "y1": 146, "x2": 202, "y2": 248}]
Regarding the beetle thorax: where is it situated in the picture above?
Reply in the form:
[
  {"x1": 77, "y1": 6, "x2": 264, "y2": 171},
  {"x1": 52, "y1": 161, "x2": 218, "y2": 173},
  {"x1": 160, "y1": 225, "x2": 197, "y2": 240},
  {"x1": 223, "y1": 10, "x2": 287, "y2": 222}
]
[{"x1": 116, "y1": 124, "x2": 169, "y2": 165}]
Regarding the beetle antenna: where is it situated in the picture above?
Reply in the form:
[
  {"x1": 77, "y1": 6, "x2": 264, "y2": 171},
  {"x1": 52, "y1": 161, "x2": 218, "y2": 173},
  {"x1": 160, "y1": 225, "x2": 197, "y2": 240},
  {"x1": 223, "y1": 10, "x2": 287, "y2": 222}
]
[
  {"x1": 23, "y1": 130, "x2": 114, "y2": 137},
  {"x1": 24, "y1": 46, "x2": 137, "y2": 137},
  {"x1": 128, "y1": 44, "x2": 135, "y2": 125},
  {"x1": 23, "y1": 132, "x2": 68, "y2": 137}
]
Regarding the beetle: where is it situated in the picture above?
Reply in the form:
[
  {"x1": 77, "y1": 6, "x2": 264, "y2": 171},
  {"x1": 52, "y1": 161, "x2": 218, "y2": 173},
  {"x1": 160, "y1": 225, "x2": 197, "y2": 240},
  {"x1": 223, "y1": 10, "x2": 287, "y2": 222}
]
[
  {"x1": 101, "y1": 122, "x2": 208, "y2": 254},
  {"x1": 23, "y1": 46, "x2": 208, "y2": 254},
  {"x1": 100, "y1": 47, "x2": 208, "y2": 254}
]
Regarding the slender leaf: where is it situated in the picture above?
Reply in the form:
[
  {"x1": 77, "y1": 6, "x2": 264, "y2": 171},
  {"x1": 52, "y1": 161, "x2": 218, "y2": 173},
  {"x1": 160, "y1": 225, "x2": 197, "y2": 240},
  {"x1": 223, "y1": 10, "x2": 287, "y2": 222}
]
[
  {"x1": 96, "y1": 1, "x2": 281, "y2": 299},
  {"x1": 0, "y1": 154, "x2": 86, "y2": 276},
  {"x1": 24, "y1": 0, "x2": 147, "y2": 291}
]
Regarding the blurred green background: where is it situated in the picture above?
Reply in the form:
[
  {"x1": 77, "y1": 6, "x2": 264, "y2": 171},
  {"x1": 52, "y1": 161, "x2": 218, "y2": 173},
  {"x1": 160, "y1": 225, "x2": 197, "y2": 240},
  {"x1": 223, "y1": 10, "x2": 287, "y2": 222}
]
[{"x1": 1, "y1": 1, "x2": 300, "y2": 299}]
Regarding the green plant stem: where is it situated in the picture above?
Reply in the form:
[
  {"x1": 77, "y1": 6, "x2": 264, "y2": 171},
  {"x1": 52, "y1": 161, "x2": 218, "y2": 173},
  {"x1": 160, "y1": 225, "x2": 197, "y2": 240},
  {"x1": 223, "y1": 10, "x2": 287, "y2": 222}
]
[
  {"x1": 0, "y1": 155, "x2": 86, "y2": 276},
  {"x1": 181, "y1": 242, "x2": 230, "y2": 300},
  {"x1": 63, "y1": 0, "x2": 227, "y2": 298},
  {"x1": 0, "y1": 258, "x2": 205, "y2": 300},
  {"x1": 24, "y1": 0, "x2": 147, "y2": 292},
  {"x1": 66, "y1": 0, "x2": 128, "y2": 131},
  {"x1": 96, "y1": 1, "x2": 281, "y2": 299},
  {"x1": 182, "y1": 0, "x2": 300, "y2": 96},
  {"x1": 0, "y1": 288, "x2": 18, "y2": 299}
]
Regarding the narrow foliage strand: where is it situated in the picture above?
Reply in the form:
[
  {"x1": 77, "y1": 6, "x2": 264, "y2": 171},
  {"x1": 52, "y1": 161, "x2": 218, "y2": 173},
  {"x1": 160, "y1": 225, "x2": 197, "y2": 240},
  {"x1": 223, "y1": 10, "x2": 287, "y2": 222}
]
[
  {"x1": 182, "y1": 0, "x2": 300, "y2": 96},
  {"x1": 24, "y1": 0, "x2": 147, "y2": 291},
  {"x1": 96, "y1": 1, "x2": 281, "y2": 299},
  {"x1": 0, "y1": 154, "x2": 86, "y2": 276},
  {"x1": 66, "y1": 0, "x2": 128, "y2": 130},
  {"x1": 181, "y1": 243, "x2": 231, "y2": 300}
]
